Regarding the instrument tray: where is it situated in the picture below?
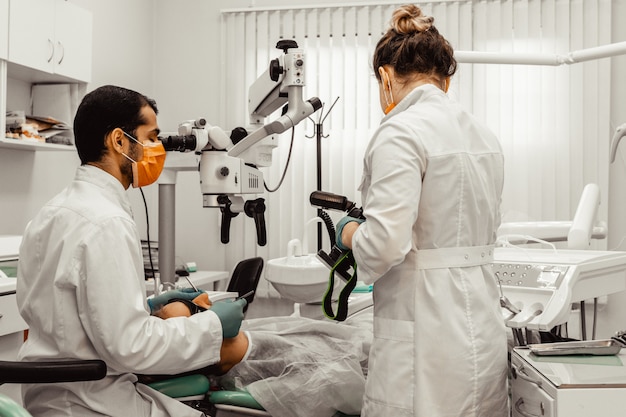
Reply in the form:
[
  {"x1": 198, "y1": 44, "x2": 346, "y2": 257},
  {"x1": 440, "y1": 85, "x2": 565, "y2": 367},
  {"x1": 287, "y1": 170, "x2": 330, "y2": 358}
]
[{"x1": 528, "y1": 339, "x2": 622, "y2": 356}]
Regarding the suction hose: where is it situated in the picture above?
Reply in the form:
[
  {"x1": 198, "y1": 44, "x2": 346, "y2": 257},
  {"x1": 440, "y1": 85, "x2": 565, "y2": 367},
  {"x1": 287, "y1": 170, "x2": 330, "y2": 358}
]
[{"x1": 317, "y1": 209, "x2": 336, "y2": 248}]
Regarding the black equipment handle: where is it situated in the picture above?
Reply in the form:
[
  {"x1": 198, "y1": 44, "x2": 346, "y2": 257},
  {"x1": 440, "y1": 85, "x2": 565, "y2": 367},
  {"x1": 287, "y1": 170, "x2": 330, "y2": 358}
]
[
  {"x1": 0, "y1": 360, "x2": 107, "y2": 384},
  {"x1": 218, "y1": 195, "x2": 239, "y2": 244},
  {"x1": 309, "y1": 190, "x2": 366, "y2": 321},
  {"x1": 245, "y1": 198, "x2": 267, "y2": 246},
  {"x1": 310, "y1": 191, "x2": 355, "y2": 212}
]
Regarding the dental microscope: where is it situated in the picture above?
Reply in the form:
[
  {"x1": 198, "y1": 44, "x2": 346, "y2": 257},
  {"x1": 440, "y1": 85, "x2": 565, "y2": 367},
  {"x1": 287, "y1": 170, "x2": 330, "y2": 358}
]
[{"x1": 155, "y1": 40, "x2": 322, "y2": 290}]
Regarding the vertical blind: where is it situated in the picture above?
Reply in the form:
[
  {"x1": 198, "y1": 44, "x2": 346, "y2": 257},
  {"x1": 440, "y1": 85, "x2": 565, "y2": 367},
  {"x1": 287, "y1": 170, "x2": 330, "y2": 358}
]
[{"x1": 220, "y1": 0, "x2": 613, "y2": 296}]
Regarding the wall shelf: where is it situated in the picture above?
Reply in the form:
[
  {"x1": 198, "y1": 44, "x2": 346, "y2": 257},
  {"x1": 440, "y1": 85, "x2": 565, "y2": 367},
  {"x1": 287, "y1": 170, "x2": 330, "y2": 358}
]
[{"x1": 0, "y1": 137, "x2": 75, "y2": 151}]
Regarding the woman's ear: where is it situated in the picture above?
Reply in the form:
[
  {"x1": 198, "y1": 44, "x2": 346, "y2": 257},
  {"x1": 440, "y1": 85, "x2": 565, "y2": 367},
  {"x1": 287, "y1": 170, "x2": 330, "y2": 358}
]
[{"x1": 378, "y1": 66, "x2": 390, "y2": 91}]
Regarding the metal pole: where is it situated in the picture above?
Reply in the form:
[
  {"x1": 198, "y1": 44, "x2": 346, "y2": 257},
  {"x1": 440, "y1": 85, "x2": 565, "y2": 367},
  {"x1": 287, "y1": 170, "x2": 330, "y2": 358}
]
[
  {"x1": 158, "y1": 183, "x2": 176, "y2": 293},
  {"x1": 317, "y1": 123, "x2": 323, "y2": 252}
]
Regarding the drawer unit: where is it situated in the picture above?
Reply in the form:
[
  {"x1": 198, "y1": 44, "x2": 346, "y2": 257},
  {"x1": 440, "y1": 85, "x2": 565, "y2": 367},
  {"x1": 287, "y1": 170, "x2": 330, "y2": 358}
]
[
  {"x1": 511, "y1": 350, "x2": 556, "y2": 416},
  {"x1": 511, "y1": 348, "x2": 626, "y2": 416}
]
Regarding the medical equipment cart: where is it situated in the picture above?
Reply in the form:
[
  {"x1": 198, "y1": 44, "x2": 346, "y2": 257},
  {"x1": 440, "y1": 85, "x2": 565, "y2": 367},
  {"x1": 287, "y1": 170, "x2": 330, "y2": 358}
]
[{"x1": 510, "y1": 346, "x2": 626, "y2": 416}]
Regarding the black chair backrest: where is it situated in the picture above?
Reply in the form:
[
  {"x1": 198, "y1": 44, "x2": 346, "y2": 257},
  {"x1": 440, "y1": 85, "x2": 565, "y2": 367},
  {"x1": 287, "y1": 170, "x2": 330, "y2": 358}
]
[{"x1": 227, "y1": 257, "x2": 264, "y2": 312}]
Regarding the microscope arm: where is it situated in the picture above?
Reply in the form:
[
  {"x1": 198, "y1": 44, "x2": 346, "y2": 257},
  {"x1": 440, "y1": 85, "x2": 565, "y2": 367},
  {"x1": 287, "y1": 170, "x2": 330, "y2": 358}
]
[{"x1": 229, "y1": 86, "x2": 321, "y2": 157}]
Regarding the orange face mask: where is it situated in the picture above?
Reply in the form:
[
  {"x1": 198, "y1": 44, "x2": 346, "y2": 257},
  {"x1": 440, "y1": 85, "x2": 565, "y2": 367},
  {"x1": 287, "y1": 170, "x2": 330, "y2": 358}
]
[
  {"x1": 379, "y1": 68, "x2": 396, "y2": 115},
  {"x1": 384, "y1": 101, "x2": 396, "y2": 115},
  {"x1": 122, "y1": 131, "x2": 166, "y2": 188}
]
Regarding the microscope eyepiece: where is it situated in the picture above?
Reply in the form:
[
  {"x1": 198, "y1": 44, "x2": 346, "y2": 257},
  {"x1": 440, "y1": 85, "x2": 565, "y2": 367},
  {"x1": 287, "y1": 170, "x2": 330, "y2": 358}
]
[{"x1": 159, "y1": 135, "x2": 197, "y2": 152}]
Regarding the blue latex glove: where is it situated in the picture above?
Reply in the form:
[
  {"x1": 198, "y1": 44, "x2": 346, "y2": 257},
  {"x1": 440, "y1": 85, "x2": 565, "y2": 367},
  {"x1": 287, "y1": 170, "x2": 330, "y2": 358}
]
[
  {"x1": 147, "y1": 288, "x2": 204, "y2": 314},
  {"x1": 335, "y1": 216, "x2": 365, "y2": 250},
  {"x1": 210, "y1": 298, "x2": 248, "y2": 338}
]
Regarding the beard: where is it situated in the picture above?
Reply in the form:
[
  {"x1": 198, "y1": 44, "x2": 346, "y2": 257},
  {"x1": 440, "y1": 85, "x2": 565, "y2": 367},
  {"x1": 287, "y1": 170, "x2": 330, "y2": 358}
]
[
  {"x1": 121, "y1": 158, "x2": 134, "y2": 185},
  {"x1": 122, "y1": 144, "x2": 141, "y2": 186}
]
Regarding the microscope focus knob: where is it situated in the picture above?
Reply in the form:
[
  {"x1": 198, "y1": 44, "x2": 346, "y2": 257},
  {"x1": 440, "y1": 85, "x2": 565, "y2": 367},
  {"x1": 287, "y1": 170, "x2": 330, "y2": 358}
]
[
  {"x1": 269, "y1": 58, "x2": 283, "y2": 82},
  {"x1": 219, "y1": 167, "x2": 230, "y2": 177},
  {"x1": 275, "y1": 39, "x2": 298, "y2": 52}
]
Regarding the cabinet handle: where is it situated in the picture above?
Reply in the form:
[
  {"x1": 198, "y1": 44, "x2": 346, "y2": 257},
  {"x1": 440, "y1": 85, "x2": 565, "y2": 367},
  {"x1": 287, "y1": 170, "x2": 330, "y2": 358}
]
[
  {"x1": 47, "y1": 39, "x2": 54, "y2": 63},
  {"x1": 57, "y1": 41, "x2": 65, "y2": 65},
  {"x1": 0, "y1": 313, "x2": 3, "y2": 319},
  {"x1": 514, "y1": 398, "x2": 544, "y2": 417},
  {"x1": 512, "y1": 363, "x2": 542, "y2": 387}
]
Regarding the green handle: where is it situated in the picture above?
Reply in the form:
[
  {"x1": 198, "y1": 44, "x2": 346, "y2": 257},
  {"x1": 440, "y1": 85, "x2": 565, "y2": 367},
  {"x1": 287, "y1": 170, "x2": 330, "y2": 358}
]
[
  {"x1": 0, "y1": 394, "x2": 33, "y2": 417},
  {"x1": 209, "y1": 390, "x2": 264, "y2": 410}
]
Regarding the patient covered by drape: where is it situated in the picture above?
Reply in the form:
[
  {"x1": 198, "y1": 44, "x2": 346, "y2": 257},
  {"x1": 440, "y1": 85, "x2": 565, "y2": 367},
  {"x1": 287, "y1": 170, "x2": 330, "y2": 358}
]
[{"x1": 214, "y1": 312, "x2": 372, "y2": 417}]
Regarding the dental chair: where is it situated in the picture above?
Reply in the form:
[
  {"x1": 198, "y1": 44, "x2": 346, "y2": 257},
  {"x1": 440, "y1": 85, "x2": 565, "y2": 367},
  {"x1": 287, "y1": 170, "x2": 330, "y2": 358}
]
[
  {"x1": 0, "y1": 358, "x2": 266, "y2": 417},
  {"x1": 0, "y1": 395, "x2": 30, "y2": 417},
  {"x1": 0, "y1": 359, "x2": 107, "y2": 417},
  {"x1": 0, "y1": 360, "x2": 360, "y2": 417},
  {"x1": 226, "y1": 257, "x2": 264, "y2": 314},
  {"x1": 153, "y1": 257, "x2": 267, "y2": 416},
  {"x1": 147, "y1": 308, "x2": 372, "y2": 417},
  {"x1": 0, "y1": 358, "x2": 268, "y2": 417},
  {"x1": 148, "y1": 374, "x2": 271, "y2": 416},
  {"x1": 148, "y1": 371, "x2": 360, "y2": 417}
]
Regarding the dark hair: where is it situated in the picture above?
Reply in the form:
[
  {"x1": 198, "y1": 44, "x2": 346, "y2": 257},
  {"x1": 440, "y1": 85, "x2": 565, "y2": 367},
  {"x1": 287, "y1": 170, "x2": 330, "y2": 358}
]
[
  {"x1": 373, "y1": 4, "x2": 457, "y2": 83},
  {"x1": 73, "y1": 85, "x2": 158, "y2": 164}
]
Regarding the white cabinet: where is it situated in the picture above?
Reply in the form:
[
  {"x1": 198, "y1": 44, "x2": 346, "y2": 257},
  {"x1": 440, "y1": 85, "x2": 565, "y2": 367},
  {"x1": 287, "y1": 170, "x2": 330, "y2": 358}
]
[
  {"x1": 0, "y1": 0, "x2": 7, "y2": 60},
  {"x1": 53, "y1": 0, "x2": 92, "y2": 82},
  {"x1": 511, "y1": 348, "x2": 626, "y2": 417},
  {"x1": 7, "y1": 0, "x2": 55, "y2": 75},
  {"x1": 1, "y1": 0, "x2": 92, "y2": 151},
  {"x1": 8, "y1": 0, "x2": 92, "y2": 82}
]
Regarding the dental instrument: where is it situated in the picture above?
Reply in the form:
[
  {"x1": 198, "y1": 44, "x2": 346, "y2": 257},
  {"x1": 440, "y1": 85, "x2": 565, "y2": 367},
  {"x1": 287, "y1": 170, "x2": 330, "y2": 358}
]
[
  {"x1": 235, "y1": 290, "x2": 255, "y2": 301},
  {"x1": 183, "y1": 275, "x2": 199, "y2": 292}
]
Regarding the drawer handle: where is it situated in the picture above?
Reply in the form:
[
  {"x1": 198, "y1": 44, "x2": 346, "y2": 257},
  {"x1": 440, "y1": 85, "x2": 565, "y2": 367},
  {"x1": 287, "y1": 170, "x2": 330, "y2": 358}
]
[
  {"x1": 514, "y1": 398, "x2": 544, "y2": 417},
  {"x1": 57, "y1": 41, "x2": 65, "y2": 65},
  {"x1": 512, "y1": 363, "x2": 542, "y2": 387},
  {"x1": 47, "y1": 38, "x2": 54, "y2": 63}
]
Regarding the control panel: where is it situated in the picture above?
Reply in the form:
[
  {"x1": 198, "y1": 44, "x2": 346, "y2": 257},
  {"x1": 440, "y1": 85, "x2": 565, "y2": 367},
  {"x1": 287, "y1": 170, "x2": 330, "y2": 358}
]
[{"x1": 493, "y1": 248, "x2": 626, "y2": 331}]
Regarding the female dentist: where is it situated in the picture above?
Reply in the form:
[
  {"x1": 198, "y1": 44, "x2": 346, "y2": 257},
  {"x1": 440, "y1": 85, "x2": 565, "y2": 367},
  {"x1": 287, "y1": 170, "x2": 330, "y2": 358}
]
[{"x1": 337, "y1": 5, "x2": 509, "y2": 417}]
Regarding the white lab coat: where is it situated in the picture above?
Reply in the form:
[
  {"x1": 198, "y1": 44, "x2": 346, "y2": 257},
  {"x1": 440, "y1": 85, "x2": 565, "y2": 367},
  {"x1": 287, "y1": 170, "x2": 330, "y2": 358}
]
[
  {"x1": 17, "y1": 165, "x2": 224, "y2": 417},
  {"x1": 353, "y1": 84, "x2": 509, "y2": 417}
]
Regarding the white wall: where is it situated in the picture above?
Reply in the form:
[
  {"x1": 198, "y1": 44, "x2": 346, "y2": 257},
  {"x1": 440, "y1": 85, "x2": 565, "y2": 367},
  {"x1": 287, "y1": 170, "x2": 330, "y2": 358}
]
[{"x1": 150, "y1": 1, "x2": 227, "y2": 274}]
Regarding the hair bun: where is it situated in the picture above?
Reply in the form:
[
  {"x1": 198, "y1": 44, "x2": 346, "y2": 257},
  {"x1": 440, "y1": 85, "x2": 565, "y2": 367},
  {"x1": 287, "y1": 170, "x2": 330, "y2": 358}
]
[{"x1": 390, "y1": 4, "x2": 434, "y2": 34}]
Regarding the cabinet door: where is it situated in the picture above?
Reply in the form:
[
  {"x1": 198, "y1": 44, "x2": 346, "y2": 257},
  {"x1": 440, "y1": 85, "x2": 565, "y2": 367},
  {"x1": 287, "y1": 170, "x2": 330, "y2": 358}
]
[
  {"x1": 54, "y1": 0, "x2": 92, "y2": 82},
  {"x1": 8, "y1": 0, "x2": 55, "y2": 73},
  {"x1": 0, "y1": 0, "x2": 8, "y2": 60}
]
